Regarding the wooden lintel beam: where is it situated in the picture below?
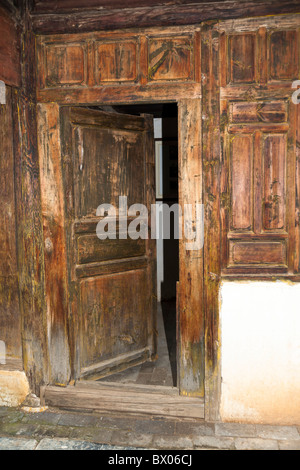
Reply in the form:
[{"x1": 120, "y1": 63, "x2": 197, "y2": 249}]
[
  {"x1": 32, "y1": 0, "x2": 243, "y2": 14},
  {"x1": 31, "y1": 1, "x2": 300, "y2": 34}
]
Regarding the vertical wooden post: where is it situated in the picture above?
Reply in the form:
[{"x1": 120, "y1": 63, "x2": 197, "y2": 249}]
[
  {"x1": 13, "y1": 1, "x2": 49, "y2": 393},
  {"x1": 37, "y1": 103, "x2": 71, "y2": 385},
  {"x1": 178, "y1": 98, "x2": 204, "y2": 397},
  {"x1": 201, "y1": 22, "x2": 222, "y2": 421}
]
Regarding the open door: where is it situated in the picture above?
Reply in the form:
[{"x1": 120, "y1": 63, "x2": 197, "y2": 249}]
[{"x1": 60, "y1": 107, "x2": 157, "y2": 381}]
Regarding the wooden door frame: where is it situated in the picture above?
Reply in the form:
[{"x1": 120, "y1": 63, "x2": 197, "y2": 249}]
[
  {"x1": 34, "y1": 23, "x2": 221, "y2": 421},
  {"x1": 37, "y1": 97, "x2": 220, "y2": 421}
]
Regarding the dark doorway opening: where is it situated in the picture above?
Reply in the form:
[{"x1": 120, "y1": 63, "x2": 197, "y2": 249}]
[{"x1": 92, "y1": 102, "x2": 179, "y2": 387}]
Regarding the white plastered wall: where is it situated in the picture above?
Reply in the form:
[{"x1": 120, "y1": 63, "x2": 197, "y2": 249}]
[{"x1": 220, "y1": 281, "x2": 300, "y2": 425}]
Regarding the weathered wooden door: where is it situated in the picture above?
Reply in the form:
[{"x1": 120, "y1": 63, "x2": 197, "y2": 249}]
[{"x1": 60, "y1": 107, "x2": 157, "y2": 381}]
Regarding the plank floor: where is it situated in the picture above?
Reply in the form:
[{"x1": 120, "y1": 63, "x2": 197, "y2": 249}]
[{"x1": 98, "y1": 301, "x2": 176, "y2": 387}]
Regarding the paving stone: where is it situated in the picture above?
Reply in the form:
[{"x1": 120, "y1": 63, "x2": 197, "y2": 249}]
[
  {"x1": 1, "y1": 407, "x2": 300, "y2": 452},
  {"x1": 21, "y1": 411, "x2": 61, "y2": 426},
  {"x1": 93, "y1": 415, "x2": 135, "y2": 431},
  {"x1": 175, "y1": 421, "x2": 215, "y2": 437},
  {"x1": 193, "y1": 436, "x2": 235, "y2": 450},
  {"x1": 215, "y1": 423, "x2": 257, "y2": 438},
  {"x1": 0, "y1": 410, "x2": 24, "y2": 424},
  {"x1": 134, "y1": 418, "x2": 176, "y2": 436},
  {"x1": 35, "y1": 438, "x2": 125, "y2": 450},
  {"x1": 278, "y1": 440, "x2": 300, "y2": 450},
  {"x1": 153, "y1": 435, "x2": 194, "y2": 450},
  {"x1": 15, "y1": 424, "x2": 44, "y2": 437},
  {"x1": 235, "y1": 438, "x2": 279, "y2": 450},
  {"x1": 0, "y1": 408, "x2": 11, "y2": 418},
  {"x1": 110, "y1": 430, "x2": 153, "y2": 448},
  {"x1": 32, "y1": 425, "x2": 78, "y2": 439},
  {"x1": 70, "y1": 426, "x2": 114, "y2": 444},
  {"x1": 255, "y1": 425, "x2": 300, "y2": 441},
  {"x1": 57, "y1": 412, "x2": 102, "y2": 428},
  {"x1": 0, "y1": 422, "x2": 37, "y2": 437},
  {"x1": 0, "y1": 437, "x2": 38, "y2": 450},
  {"x1": 14, "y1": 423, "x2": 74, "y2": 439}
]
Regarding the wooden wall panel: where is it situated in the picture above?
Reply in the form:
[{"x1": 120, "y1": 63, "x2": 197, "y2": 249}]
[
  {"x1": 263, "y1": 134, "x2": 286, "y2": 231},
  {"x1": 230, "y1": 101, "x2": 287, "y2": 123},
  {"x1": 0, "y1": 7, "x2": 21, "y2": 87},
  {"x1": 148, "y1": 36, "x2": 193, "y2": 81},
  {"x1": 219, "y1": 17, "x2": 300, "y2": 277},
  {"x1": 229, "y1": 33, "x2": 256, "y2": 83},
  {"x1": 230, "y1": 135, "x2": 253, "y2": 231},
  {"x1": 0, "y1": 86, "x2": 21, "y2": 359},
  {"x1": 36, "y1": 28, "x2": 199, "y2": 101},
  {"x1": 96, "y1": 41, "x2": 138, "y2": 83},
  {"x1": 44, "y1": 43, "x2": 87, "y2": 87},
  {"x1": 269, "y1": 30, "x2": 298, "y2": 81},
  {"x1": 229, "y1": 240, "x2": 287, "y2": 266}
]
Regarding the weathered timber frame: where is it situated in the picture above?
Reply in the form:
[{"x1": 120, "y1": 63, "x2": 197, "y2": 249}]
[
  {"x1": 32, "y1": 13, "x2": 300, "y2": 421},
  {"x1": 35, "y1": 23, "x2": 212, "y2": 415}
]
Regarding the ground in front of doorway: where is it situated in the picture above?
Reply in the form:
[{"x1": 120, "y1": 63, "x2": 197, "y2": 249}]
[{"x1": 0, "y1": 406, "x2": 300, "y2": 450}]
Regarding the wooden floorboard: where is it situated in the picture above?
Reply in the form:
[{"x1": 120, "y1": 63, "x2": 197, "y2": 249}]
[{"x1": 42, "y1": 382, "x2": 205, "y2": 420}]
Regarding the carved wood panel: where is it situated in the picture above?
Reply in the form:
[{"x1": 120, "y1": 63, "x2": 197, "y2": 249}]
[
  {"x1": 221, "y1": 23, "x2": 300, "y2": 87},
  {"x1": 269, "y1": 30, "x2": 299, "y2": 81},
  {"x1": 148, "y1": 35, "x2": 194, "y2": 81},
  {"x1": 95, "y1": 40, "x2": 138, "y2": 83},
  {"x1": 229, "y1": 33, "x2": 256, "y2": 84},
  {"x1": 44, "y1": 42, "x2": 87, "y2": 87},
  {"x1": 220, "y1": 19, "x2": 300, "y2": 276},
  {"x1": 36, "y1": 28, "x2": 199, "y2": 95}
]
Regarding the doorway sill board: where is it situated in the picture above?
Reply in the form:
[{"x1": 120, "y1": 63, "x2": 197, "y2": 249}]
[{"x1": 41, "y1": 381, "x2": 204, "y2": 420}]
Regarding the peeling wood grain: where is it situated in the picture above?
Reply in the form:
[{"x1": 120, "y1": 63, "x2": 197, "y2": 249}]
[
  {"x1": 43, "y1": 381, "x2": 205, "y2": 420},
  {"x1": 37, "y1": 103, "x2": 71, "y2": 385},
  {"x1": 37, "y1": 82, "x2": 202, "y2": 104},
  {"x1": 201, "y1": 23, "x2": 221, "y2": 421},
  {"x1": 13, "y1": 4, "x2": 49, "y2": 393},
  {"x1": 0, "y1": 86, "x2": 21, "y2": 359},
  {"x1": 178, "y1": 98, "x2": 204, "y2": 398}
]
